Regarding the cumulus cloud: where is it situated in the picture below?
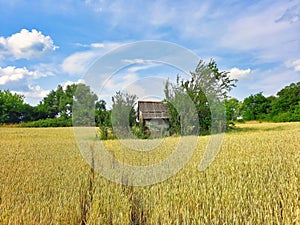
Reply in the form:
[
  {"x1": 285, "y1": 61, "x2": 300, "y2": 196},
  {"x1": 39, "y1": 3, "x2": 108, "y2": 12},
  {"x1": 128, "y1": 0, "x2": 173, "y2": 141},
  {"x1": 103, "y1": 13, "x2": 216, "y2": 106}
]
[
  {"x1": 0, "y1": 29, "x2": 58, "y2": 59},
  {"x1": 286, "y1": 59, "x2": 300, "y2": 72},
  {"x1": 13, "y1": 85, "x2": 50, "y2": 105},
  {"x1": 62, "y1": 79, "x2": 85, "y2": 90},
  {"x1": 62, "y1": 42, "x2": 123, "y2": 75},
  {"x1": 61, "y1": 51, "x2": 97, "y2": 75},
  {"x1": 229, "y1": 67, "x2": 251, "y2": 79},
  {"x1": 31, "y1": 63, "x2": 58, "y2": 76},
  {"x1": 0, "y1": 66, "x2": 51, "y2": 85}
]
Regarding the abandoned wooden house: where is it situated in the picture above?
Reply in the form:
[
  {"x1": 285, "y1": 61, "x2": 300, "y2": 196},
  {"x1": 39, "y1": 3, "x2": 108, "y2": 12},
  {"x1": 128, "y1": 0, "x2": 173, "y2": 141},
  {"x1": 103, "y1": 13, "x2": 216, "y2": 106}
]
[{"x1": 137, "y1": 100, "x2": 169, "y2": 136}]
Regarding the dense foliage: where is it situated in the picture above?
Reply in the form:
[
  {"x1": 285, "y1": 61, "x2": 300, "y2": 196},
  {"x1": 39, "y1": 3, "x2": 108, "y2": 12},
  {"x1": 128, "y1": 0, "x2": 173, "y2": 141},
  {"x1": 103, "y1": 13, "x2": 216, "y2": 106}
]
[
  {"x1": 105, "y1": 91, "x2": 138, "y2": 139},
  {"x1": 164, "y1": 59, "x2": 237, "y2": 135},
  {"x1": 0, "y1": 90, "x2": 36, "y2": 124},
  {"x1": 225, "y1": 82, "x2": 300, "y2": 122},
  {"x1": 0, "y1": 64, "x2": 299, "y2": 129},
  {"x1": 0, "y1": 83, "x2": 108, "y2": 127}
]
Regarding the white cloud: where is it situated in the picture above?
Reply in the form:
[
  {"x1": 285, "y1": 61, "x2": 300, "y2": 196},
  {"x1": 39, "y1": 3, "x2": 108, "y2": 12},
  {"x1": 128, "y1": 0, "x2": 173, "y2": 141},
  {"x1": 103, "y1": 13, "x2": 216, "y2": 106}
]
[
  {"x1": 0, "y1": 66, "x2": 50, "y2": 85},
  {"x1": 122, "y1": 59, "x2": 159, "y2": 72},
  {"x1": 62, "y1": 42, "x2": 123, "y2": 76},
  {"x1": 0, "y1": 29, "x2": 58, "y2": 60},
  {"x1": 127, "y1": 64, "x2": 158, "y2": 73},
  {"x1": 62, "y1": 51, "x2": 97, "y2": 75},
  {"x1": 13, "y1": 85, "x2": 50, "y2": 105},
  {"x1": 83, "y1": 0, "x2": 299, "y2": 65},
  {"x1": 31, "y1": 63, "x2": 58, "y2": 77},
  {"x1": 103, "y1": 73, "x2": 139, "y2": 91},
  {"x1": 97, "y1": 71, "x2": 141, "y2": 107},
  {"x1": 220, "y1": 1, "x2": 299, "y2": 62},
  {"x1": 249, "y1": 67, "x2": 297, "y2": 94},
  {"x1": 230, "y1": 63, "x2": 299, "y2": 100},
  {"x1": 84, "y1": 0, "x2": 210, "y2": 39},
  {"x1": 90, "y1": 43, "x2": 105, "y2": 48},
  {"x1": 74, "y1": 42, "x2": 105, "y2": 48},
  {"x1": 286, "y1": 59, "x2": 300, "y2": 72},
  {"x1": 62, "y1": 79, "x2": 85, "y2": 90},
  {"x1": 276, "y1": 4, "x2": 300, "y2": 23},
  {"x1": 229, "y1": 67, "x2": 251, "y2": 79},
  {"x1": 122, "y1": 59, "x2": 153, "y2": 64},
  {"x1": 124, "y1": 76, "x2": 167, "y2": 101}
]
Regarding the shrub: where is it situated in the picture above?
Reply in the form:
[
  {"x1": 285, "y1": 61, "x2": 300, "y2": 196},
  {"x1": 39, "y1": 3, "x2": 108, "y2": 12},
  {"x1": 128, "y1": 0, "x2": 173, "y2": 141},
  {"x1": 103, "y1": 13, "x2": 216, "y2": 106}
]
[
  {"x1": 271, "y1": 112, "x2": 293, "y2": 122},
  {"x1": 97, "y1": 126, "x2": 116, "y2": 140},
  {"x1": 19, "y1": 117, "x2": 72, "y2": 127}
]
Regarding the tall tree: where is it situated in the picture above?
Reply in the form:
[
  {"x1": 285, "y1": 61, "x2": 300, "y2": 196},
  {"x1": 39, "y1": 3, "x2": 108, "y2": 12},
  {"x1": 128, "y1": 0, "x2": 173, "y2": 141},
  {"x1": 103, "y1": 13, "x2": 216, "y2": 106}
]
[
  {"x1": 72, "y1": 84, "x2": 98, "y2": 126},
  {"x1": 0, "y1": 90, "x2": 34, "y2": 123},
  {"x1": 95, "y1": 99, "x2": 111, "y2": 127},
  {"x1": 58, "y1": 84, "x2": 74, "y2": 118},
  {"x1": 270, "y1": 82, "x2": 300, "y2": 115},
  {"x1": 242, "y1": 92, "x2": 271, "y2": 120},
  {"x1": 111, "y1": 91, "x2": 137, "y2": 137},
  {"x1": 37, "y1": 85, "x2": 64, "y2": 119},
  {"x1": 37, "y1": 83, "x2": 96, "y2": 121},
  {"x1": 164, "y1": 59, "x2": 237, "y2": 134},
  {"x1": 225, "y1": 98, "x2": 242, "y2": 121},
  {"x1": 0, "y1": 90, "x2": 21, "y2": 123}
]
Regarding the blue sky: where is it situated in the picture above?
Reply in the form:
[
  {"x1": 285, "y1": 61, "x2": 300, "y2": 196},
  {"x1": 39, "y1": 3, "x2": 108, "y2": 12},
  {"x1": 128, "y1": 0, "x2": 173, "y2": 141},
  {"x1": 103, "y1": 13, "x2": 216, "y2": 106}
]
[{"x1": 0, "y1": 0, "x2": 299, "y2": 106}]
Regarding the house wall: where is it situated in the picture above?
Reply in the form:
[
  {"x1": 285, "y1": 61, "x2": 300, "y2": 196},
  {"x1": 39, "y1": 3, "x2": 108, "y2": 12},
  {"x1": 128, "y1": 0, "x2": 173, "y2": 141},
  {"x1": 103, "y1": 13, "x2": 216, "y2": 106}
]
[{"x1": 144, "y1": 118, "x2": 169, "y2": 136}]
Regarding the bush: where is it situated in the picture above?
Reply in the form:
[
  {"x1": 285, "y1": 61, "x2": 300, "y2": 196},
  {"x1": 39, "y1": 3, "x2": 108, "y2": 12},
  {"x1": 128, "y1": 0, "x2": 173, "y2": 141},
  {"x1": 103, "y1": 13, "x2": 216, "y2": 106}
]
[
  {"x1": 236, "y1": 118, "x2": 245, "y2": 123},
  {"x1": 19, "y1": 117, "x2": 72, "y2": 127},
  {"x1": 271, "y1": 112, "x2": 293, "y2": 122},
  {"x1": 132, "y1": 125, "x2": 150, "y2": 139},
  {"x1": 97, "y1": 126, "x2": 116, "y2": 140}
]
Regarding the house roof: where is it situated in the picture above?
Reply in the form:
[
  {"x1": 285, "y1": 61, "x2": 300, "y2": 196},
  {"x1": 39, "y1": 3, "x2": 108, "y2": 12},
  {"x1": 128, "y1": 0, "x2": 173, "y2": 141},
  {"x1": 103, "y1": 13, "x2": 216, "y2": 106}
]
[{"x1": 138, "y1": 100, "x2": 169, "y2": 120}]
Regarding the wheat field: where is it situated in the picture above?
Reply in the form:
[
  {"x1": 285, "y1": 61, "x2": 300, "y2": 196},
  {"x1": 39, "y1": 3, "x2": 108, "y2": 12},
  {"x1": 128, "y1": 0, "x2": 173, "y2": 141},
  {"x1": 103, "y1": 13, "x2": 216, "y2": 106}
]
[{"x1": 0, "y1": 122, "x2": 299, "y2": 224}]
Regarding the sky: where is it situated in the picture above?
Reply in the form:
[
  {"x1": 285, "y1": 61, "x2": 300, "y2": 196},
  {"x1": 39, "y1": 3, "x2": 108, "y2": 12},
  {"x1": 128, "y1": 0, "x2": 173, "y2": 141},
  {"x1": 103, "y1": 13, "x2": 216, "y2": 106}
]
[{"x1": 0, "y1": 0, "x2": 299, "y2": 107}]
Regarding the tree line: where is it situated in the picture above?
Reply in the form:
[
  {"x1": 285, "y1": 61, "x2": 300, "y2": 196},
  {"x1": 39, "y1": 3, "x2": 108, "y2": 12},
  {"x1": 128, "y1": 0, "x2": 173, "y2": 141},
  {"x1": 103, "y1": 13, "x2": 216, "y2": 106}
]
[
  {"x1": 0, "y1": 83, "x2": 110, "y2": 127},
  {"x1": 225, "y1": 82, "x2": 300, "y2": 122},
  {"x1": 1, "y1": 60, "x2": 299, "y2": 135}
]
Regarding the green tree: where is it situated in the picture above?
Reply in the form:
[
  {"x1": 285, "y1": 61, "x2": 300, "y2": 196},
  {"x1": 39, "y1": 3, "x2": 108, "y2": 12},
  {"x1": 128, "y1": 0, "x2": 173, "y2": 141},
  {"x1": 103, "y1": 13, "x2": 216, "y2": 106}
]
[
  {"x1": 225, "y1": 98, "x2": 242, "y2": 121},
  {"x1": 242, "y1": 92, "x2": 271, "y2": 121},
  {"x1": 164, "y1": 78, "x2": 181, "y2": 135},
  {"x1": 292, "y1": 101, "x2": 300, "y2": 121},
  {"x1": 59, "y1": 84, "x2": 77, "y2": 119},
  {"x1": 72, "y1": 84, "x2": 98, "y2": 126},
  {"x1": 164, "y1": 59, "x2": 237, "y2": 134},
  {"x1": 164, "y1": 77, "x2": 199, "y2": 135},
  {"x1": 37, "y1": 83, "x2": 96, "y2": 121},
  {"x1": 0, "y1": 90, "x2": 30, "y2": 124},
  {"x1": 95, "y1": 99, "x2": 111, "y2": 127},
  {"x1": 270, "y1": 82, "x2": 300, "y2": 116},
  {"x1": 111, "y1": 91, "x2": 137, "y2": 138},
  {"x1": 19, "y1": 103, "x2": 38, "y2": 122},
  {"x1": 37, "y1": 85, "x2": 63, "y2": 119}
]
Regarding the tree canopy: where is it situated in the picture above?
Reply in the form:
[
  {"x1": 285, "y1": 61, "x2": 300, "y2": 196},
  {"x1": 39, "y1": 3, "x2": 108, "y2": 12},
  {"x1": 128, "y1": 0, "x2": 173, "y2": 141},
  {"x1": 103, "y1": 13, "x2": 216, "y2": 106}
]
[
  {"x1": 0, "y1": 68, "x2": 299, "y2": 130},
  {"x1": 164, "y1": 59, "x2": 237, "y2": 135},
  {"x1": 111, "y1": 91, "x2": 137, "y2": 138},
  {"x1": 225, "y1": 82, "x2": 300, "y2": 122}
]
